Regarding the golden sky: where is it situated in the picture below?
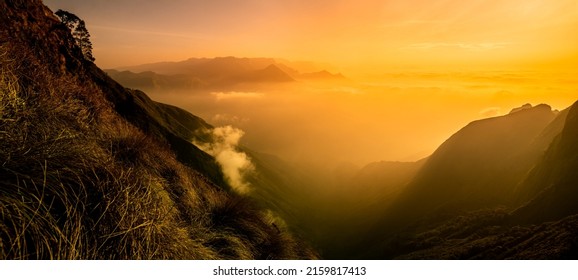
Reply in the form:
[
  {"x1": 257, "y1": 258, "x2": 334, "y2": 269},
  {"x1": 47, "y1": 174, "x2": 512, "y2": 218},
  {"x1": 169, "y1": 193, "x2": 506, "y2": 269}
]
[
  {"x1": 43, "y1": 0, "x2": 578, "y2": 163},
  {"x1": 44, "y1": 0, "x2": 578, "y2": 72}
]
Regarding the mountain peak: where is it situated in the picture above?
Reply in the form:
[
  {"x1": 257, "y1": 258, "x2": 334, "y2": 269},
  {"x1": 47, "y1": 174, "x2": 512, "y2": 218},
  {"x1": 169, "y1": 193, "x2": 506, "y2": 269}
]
[
  {"x1": 509, "y1": 103, "x2": 552, "y2": 115},
  {"x1": 250, "y1": 64, "x2": 294, "y2": 82}
]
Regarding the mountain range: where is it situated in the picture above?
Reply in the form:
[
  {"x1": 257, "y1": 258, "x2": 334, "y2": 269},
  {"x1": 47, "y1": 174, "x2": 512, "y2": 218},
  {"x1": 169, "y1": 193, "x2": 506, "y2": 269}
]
[
  {"x1": 3, "y1": 0, "x2": 578, "y2": 260},
  {"x1": 106, "y1": 57, "x2": 346, "y2": 92}
]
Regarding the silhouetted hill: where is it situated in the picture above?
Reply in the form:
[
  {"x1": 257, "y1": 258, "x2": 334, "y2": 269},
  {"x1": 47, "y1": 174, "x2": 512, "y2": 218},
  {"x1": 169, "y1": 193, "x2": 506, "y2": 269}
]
[
  {"x1": 118, "y1": 57, "x2": 277, "y2": 77},
  {"x1": 390, "y1": 104, "x2": 557, "y2": 220},
  {"x1": 105, "y1": 69, "x2": 205, "y2": 91},
  {"x1": 299, "y1": 70, "x2": 346, "y2": 81},
  {"x1": 111, "y1": 57, "x2": 343, "y2": 91},
  {"x1": 114, "y1": 57, "x2": 292, "y2": 90},
  {"x1": 373, "y1": 101, "x2": 578, "y2": 260},
  {"x1": 0, "y1": 0, "x2": 316, "y2": 259},
  {"x1": 358, "y1": 104, "x2": 571, "y2": 259},
  {"x1": 513, "y1": 107, "x2": 570, "y2": 203},
  {"x1": 512, "y1": 101, "x2": 578, "y2": 224}
]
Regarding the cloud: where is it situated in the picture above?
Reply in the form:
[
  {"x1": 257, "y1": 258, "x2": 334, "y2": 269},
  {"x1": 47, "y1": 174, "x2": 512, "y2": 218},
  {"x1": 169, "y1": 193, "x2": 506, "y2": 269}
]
[
  {"x1": 404, "y1": 42, "x2": 511, "y2": 51},
  {"x1": 211, "y1": 114, "x2": 250, "y2": 125},
  {"x1": 211, "y1": 91, "x2": 264, "y2": 101},
  {"x1": 193, "y1": 126, "x2": 254, "y2": 194}
]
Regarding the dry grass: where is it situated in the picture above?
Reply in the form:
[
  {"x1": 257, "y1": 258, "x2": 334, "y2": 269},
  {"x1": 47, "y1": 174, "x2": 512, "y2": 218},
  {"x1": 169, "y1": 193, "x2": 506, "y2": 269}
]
[{"x1": 0, "y1": 44, "x2": 317, "y2": 259}]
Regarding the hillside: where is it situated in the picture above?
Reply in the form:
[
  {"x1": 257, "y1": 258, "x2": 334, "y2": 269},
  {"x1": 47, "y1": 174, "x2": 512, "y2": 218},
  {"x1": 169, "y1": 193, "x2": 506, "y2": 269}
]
[
  {"x1": 383, "y1": 104, "x2": 558, "y2": 226},
  {"x1": 358, "y1": 102, "x2": 578, "y2": 259},
  {"x1": 512, "y1": 101, "x2": 578, "y2": 224},
  {"x1": 0, "y1": 0, "x2": 316, "y2": 259}
]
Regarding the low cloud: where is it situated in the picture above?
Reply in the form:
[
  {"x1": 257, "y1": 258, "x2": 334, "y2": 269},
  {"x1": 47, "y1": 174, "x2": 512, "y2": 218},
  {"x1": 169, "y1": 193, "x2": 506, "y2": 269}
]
[
  {"x1": 193, "y1": 126, "x2": 254, "y2": 194},
  {"x1": 211, "y1": 91, "x2": 264, "y2": 101},
  {"x1": 211, "y1": 113, "x2": 250, "y2": 125}
]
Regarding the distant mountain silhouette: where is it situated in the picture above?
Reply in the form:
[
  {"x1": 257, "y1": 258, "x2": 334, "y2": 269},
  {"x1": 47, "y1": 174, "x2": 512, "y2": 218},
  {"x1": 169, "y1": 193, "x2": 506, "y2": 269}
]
[
  {"x1": 106, "y1": 69, "x2": 205, "y2": 91},
  {"x1": 217, "y1": 64, "x2": 295, "y2": 86},
  {"x1": 299, "y1": 70, "x2": 346, "y2": 80},
  {"x1": 110, "y1": 57, "x2": 342, "y2": 91},
  {"x1": 118, "y1": 57, "x2": 277, "y2": 77}
]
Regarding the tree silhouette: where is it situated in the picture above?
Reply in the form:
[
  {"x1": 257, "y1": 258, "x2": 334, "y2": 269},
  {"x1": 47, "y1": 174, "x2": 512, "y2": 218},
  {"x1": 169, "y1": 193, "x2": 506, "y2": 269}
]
[{"x1": 55, "y1": 9, "x2": 95, "y2": 62}]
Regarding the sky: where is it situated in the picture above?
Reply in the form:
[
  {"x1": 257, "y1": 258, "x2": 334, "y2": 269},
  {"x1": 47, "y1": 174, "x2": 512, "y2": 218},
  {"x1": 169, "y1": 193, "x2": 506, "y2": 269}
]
[
  {"x1": 42, "y1": 0, "x2": 578, "y2": 164},
  {"x1": 43, "y1": 0, "x2": 578, "y2": 72}
]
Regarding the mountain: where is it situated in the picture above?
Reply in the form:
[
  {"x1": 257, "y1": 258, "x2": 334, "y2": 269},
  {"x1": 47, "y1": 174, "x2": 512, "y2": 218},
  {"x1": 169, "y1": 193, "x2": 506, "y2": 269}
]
[
  {"x1": 109, "y1": 57, "x2": 343, "y2": 92},
  {"x1": 389, "y1": 104, "x2": 557, "y2": 219},
  {"x1": 513, "y1": 107, "x2": 570, "y2": 203},
  {"x1": 366, "y1": 101, "x2": 578, "y2": 259},
  {"x1": 217, "y1": 64, "x2": 295, "y2": 87},
  {"x1": 0, "y1": 0, "x2": 316, "y2": 259},
  {"x1": 105, "y1": 69, "x2": 206, "y2": 91},
  {"x1": 112, "y1": 57, "x2": 294, "y2": 90},
  {"x1": 512, "y1": 101, "x2": 578, "y2": 224},
  {"x1": 358, "y1": 103, "x2": 569, "y2": 258},
  {"x1": 118, "y1": 57, "x2": 278, "y2": 77},
  {"x1": 299, "y1": 70, "x2": 346, "y2": 81}
]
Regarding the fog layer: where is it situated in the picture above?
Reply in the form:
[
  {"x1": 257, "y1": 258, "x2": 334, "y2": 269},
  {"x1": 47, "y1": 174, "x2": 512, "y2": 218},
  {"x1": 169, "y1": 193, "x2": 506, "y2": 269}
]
[{"x1": 147, "y1": 70, "x2": 578, "y2": 168}]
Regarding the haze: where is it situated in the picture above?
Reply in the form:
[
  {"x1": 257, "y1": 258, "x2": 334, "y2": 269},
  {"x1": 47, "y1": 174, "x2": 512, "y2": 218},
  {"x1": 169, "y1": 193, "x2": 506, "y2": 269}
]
[{"x1": 44, "y1": 0, "x2": 578, "y2": 166}]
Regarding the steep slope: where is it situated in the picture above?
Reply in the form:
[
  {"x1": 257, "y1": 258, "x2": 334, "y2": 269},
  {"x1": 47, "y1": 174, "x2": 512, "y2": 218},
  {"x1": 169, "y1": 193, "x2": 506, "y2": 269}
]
[
  {"x1": 513, "y1": 107, "x2": 570, "y2": 203},
  {"x1": 391, "y1": 104, "x2": 557, "y2": 220},
  {"x1": 0, "y1": 0, "x2": 316, "y2": 259},
  {"x1": 357, "y1": 104, "x2": 561, "y2": 258},
  {"x1": 512, "y1": 101, "x2": 578, "y2": 223}
]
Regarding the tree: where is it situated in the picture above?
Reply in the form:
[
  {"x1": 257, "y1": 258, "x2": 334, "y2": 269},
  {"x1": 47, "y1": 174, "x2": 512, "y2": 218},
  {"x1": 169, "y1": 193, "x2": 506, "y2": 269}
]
[{"x1": 55, "y1": 9, "x2": 95, "y2": 62}]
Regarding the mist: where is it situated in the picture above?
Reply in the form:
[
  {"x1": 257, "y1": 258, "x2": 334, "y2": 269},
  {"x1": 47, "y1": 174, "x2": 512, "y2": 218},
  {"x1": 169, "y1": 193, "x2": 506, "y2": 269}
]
[
  {"x1": 193, "y1": 126, "x2": 254, "y2": 194},
  {"x1": 104, "y1": 59, "x2": 578, "y2": 259},
  {"x1": 148, "y1": 70, "x2": 578, "y2": 170}
]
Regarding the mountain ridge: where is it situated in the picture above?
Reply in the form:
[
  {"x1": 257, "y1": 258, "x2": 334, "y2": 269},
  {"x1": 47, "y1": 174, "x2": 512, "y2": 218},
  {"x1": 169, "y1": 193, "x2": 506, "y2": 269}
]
[
  {"x1": 0, "y1": 0, "x2": 317, "y2": 259},
  {"x1": 109, "y1": 56, "x2": 345, "y2": 91}
]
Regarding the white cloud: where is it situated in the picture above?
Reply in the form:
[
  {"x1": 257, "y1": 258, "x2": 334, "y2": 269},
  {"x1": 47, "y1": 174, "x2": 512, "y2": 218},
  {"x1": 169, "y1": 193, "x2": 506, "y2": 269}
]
[{"x1": 193, "y1": 126, "x2": 254, "y2": 194}]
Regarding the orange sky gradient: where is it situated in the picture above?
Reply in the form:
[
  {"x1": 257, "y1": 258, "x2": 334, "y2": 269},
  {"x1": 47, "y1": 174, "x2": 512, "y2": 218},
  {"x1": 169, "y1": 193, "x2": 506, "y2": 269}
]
[
  {"x1": 43, "y1": 0, "x2": 578, "y2": 164},
  {"x1": 44, "y1": 0, "x2": 578, "y2": 72}
]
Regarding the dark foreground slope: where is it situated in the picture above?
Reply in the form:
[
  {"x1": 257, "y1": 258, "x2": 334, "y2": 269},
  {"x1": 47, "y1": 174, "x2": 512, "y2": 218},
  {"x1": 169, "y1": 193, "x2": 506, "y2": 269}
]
[
  {"x1": 0, "y1": 0, "x2": 316, "y2": 259},
  {"x1": 512, "y1": 101, "x2": 578, "y2": 224},
  {"x1": 359, "y1": 103, "x2": 578, "y2": 259}
]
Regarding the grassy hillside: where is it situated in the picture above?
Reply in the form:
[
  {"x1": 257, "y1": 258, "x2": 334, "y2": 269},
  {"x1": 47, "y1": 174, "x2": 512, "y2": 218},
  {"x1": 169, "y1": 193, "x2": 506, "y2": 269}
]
[{"x1": 0, "y1": 0, "x2": 316, "y2": 259}]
